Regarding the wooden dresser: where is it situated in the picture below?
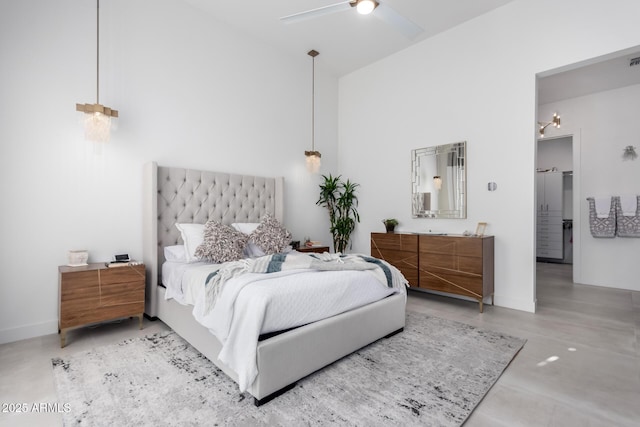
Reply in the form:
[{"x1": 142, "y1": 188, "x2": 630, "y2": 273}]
[
  {"x1": 58, "y1": 263, "x2": 145, "y2": 347},
  {"x1": 371, "y1": 232, "x2": 494, "y2": 312}
]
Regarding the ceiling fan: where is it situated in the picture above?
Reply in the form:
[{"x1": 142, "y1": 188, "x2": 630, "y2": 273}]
[{"x1": 280, "y1": 0, "x2": 424, "y2": 40}]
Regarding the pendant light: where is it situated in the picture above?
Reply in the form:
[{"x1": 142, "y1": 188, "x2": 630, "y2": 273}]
[
  {"x1": 305, "y1": 49, "x2": 321, "y2": 174},
  {"x1": 76, "y1": 0, "x2": 118, "y2": 143}
]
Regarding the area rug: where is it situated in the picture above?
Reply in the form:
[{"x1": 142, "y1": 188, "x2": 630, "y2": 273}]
[{"x1": 52, "y1": 312, "x2": 525, "y2": 426}]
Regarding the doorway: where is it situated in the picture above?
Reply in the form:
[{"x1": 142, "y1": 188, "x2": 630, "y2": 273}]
[{"x1": 536, "y1": 135, "x2": 573, "y2": 269}]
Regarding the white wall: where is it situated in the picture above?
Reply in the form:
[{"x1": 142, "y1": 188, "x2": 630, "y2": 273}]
[
  {"x1": 0, "y1": 0, "x2": 339, "y2": 344},
  {"x1": 539, "y1": 84, "x2": 640, "y2": 290},
  {"x1": 537, "y1": 137, "x2": 572, "y2": 172},
  {"x1": 338, "y1": 0, "x2": 640, "y2": 312}
]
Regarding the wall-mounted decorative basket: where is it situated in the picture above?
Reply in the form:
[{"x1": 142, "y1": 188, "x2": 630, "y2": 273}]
[
  {"x1": 586, "y1": 197, "x2": 617, "y2": 238},
  {"x1": 615, "y1": 195, "x2": 640, "y2": 237}
]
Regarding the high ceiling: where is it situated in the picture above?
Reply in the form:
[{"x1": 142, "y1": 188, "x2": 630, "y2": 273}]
[
  {"x1": 178, "y1": 1, "x2": 640, "y2": 101},
  {"x1": 538, "y1": 50, "x2": 640, "y2": 105},
  {"x1": 180, "y1": 0, "x2": 516, "y2": 76}
]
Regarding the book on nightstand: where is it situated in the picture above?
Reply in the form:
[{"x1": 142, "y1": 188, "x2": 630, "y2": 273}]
[{"x1": 105, "y1": 261, "x2": 142, "y2": 268}]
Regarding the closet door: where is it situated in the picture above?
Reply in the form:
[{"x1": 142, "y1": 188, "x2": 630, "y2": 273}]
[
  {"x1": 543, "y1": 172, "x2": 563, "y2": 212},
  {"x1": 537, "y1": 172, "x2": 563, "y2": 259}
]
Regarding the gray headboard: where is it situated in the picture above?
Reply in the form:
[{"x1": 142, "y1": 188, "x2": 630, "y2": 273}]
[{"x1": 142, "y1": 162, "x2": 284, "y2": 317}]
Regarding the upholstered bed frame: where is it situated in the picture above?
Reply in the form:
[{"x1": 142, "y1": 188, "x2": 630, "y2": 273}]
[{"x1": 142, "y1": 162, "x2": 406, "y2": 405}]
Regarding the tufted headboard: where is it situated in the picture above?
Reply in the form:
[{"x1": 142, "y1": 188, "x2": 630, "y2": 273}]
[{"x1": 142, "y1": 162, "x2": 284, "y2": 317}]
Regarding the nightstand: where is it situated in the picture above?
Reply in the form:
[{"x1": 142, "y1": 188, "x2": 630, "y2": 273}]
[
  {"x1": 297, "y1": 246, "x2": 330, "y2": 254},
  {"x1": 58, "y1": 263, "x2": 145, "y2": 347}
]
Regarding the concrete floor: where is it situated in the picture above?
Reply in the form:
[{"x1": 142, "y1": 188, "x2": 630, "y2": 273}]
[{"x1": 1, "y1": 263, "x2": 638, "y2": 426}]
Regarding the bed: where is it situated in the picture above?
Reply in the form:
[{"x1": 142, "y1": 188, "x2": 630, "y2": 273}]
[{"x1": 142, "y1": 162, "x2": 406, "y2": 405}]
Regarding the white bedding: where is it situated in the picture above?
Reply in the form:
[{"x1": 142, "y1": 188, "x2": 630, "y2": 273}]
[{"x1": 162, "y1": 256, "x2": 406, "y2": 392}]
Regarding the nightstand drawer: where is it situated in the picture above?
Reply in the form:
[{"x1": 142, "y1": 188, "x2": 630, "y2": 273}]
[
  {"x1": 101, "y1": 281, "x2": 145, "y2": 307},
  {"x1": 59, "y1": 270, "x2": 99, "y2": 302},
  {"x1": 100, "y1": 265, "x2": 145, "y2": 284}
]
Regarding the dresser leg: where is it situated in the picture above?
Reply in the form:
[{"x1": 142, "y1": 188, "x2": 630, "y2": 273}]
[
  {"x1": 138, "y1": 314, "x2": 144, "y2": 330},
  {"x1": 60, "y1": 330, "x2": 67, "y2": 348},
  {"x1": 479, "y1": 300, "x2": 484, "y2": 313}
]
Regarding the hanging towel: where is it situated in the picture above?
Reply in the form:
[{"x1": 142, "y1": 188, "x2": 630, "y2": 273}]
[
  {"x1": 594, "y1": 197, "x2": 612, "y2": 218},
  {"x1": 619, "y1": 195, "x2": 638, "y2": 217}
]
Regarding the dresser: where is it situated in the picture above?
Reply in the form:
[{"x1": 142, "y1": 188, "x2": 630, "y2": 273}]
[
  {"x1": 58, "y1": 263, "x2": 145, "y2": 347},
  {"x1": 371, "y1": 232, "x2": 494, "y2": 312}
]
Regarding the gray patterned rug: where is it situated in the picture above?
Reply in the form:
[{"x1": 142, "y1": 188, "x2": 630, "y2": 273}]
[{"x1": 52, "y1": 312, "x2": 525, "y2": 426}]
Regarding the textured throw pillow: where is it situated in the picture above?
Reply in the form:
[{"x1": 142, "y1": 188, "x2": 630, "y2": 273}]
[
  {"x1": 232, "y1": 222, "x2": 266, "y2": 258},
  {"x1": 194, "y1": 220, "x2": 249, "y2": 263},
  {"x1": 249, "y1": 213, "x2": 292, "y2": 255}
]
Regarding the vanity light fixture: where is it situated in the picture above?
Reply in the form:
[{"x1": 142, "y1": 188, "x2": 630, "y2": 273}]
[
  {"x1": 76, "y1": 0, "x2": 118, "y2": 144},
  {"x1": 305, "y1": 49, "x2": 321, "y2": 173},
  {"x1": 433, "y1": 176, "x2": 442, "y2": 191},
  {"x1": 354, "y1": 0, "x2": 379, "y2": 15},
  {"x1": 623, "y1": 145, "x2": 638, "y2": 161},
  {"x1": 538, "y1": 113, "x2": 560, "y2": 138}
]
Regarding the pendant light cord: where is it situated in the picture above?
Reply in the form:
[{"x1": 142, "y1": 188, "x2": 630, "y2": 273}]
[
  {"x1": 311, "y1": 54, "x2": 315, "y2": 152},
  {"x1": 96, "y1": 0, "x2": 100, "y2": 104}
]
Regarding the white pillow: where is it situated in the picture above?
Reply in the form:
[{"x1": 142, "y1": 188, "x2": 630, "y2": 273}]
[
  {"x1": 164, "y1": 245, "x2": 187, "y2": 262},
  {"x1": 175, "y1": 223, "x2": 205, "y2": 262},
  {"x1": 231, "y1": 222, "x2": 266, "y2": 258}
]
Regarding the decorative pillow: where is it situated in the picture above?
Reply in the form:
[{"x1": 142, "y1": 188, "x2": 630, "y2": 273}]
[
  {"x1": 164, "y1": 245, "x2": 187, "y2": 262},
  {"x1": 232, "y1": 222, "x2": 266, "y2": 258},
  {"x1": 249, "y1": 213, "x2": 292, "y2": 255},
  {"x1": 194, "y1": 220, "x2": 249, "y2": 263},
  {"x1": 175, "y1": 223, "x2": 205, "y2": 263}
]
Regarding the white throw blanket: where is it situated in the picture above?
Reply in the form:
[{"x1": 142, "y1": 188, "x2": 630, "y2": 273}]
[
  {"x1": 594, "y1": 197, "x2": 613, "y2": 218},
  {"x1": 619, "y1": 195, "x2": 639, "y2": 217},
  {"x1": 190, "y1": 253, "x2": 406, "y2": 392}
]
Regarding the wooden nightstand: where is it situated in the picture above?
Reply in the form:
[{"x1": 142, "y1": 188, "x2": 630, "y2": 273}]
[
  {"x1": 297, "y1": 246, "x2": 330, "y2": 254},
  {"x1": 58, "y1": 263, "x2": 146, "y2": 347}
]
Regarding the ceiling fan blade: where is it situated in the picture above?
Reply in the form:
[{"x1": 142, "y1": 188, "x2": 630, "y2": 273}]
[
  {"x1": 280, "y1": 1, "x2": 352, "y2": 24},
  {"x1": 374, "y1": 2, "x2": 424, "y2": 40}
]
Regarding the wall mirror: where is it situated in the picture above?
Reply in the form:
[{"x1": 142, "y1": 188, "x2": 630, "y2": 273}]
[{"x1": 412, "y1": 141, "x2": 466, "y2": 218}]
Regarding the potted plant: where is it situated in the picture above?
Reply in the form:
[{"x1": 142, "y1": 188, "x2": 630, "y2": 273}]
[
  {"x1": 317, "y1": 174, "x2": 360, "y2": 253},
  {"x1": 382, "y1": 218, "x2": 399, "y2": 233}
]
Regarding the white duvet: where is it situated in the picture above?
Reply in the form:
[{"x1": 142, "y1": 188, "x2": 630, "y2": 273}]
[{"x1": 163, "y1": 257, "x2": 406, "y2": 392}]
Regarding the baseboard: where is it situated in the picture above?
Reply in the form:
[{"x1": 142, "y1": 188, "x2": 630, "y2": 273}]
[
  {"x1": 493, "y1": 295, "x2": 535, "y2": 313},
  {"x1": 0, "y1": 319, "x2": 58, "y2": 345}
]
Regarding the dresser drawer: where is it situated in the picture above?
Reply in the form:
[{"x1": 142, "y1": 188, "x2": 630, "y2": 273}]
[
  {"x1": 420, "y1": 252, "x2": 483, "y2": 275},
  {"x1": 371, "y1": 232, "x2": 418, "y2": 251},
  {"x1": 419, "y1": 269, "x2": 483, "y2": 297},
  {"x1": 419, "y1": 235, "x2": 482, "y2": 257},
  {"x1": 372, "y1": 233, "x2": 419, "y2": 286}
]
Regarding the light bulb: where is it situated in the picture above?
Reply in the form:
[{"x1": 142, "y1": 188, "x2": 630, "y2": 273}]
[{"x1": 356, "y1": 0, "x2": 376, "y2": 15}]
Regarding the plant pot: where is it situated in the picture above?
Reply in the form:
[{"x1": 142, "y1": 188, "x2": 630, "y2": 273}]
[{"x1": 385, "y1": 224, "x2": 396, "y2": 233}]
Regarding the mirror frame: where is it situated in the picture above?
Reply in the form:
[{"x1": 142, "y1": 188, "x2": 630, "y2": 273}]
[{"x1": 411, "y1": 141, "x2": 467, "y2": 219}]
